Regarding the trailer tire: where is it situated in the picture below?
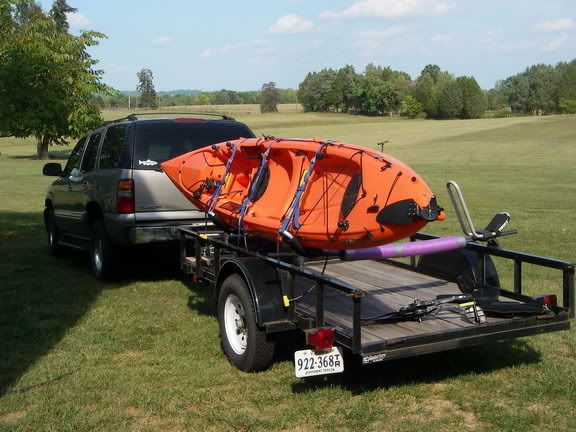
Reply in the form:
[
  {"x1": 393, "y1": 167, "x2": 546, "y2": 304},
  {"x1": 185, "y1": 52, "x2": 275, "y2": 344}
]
[{"x1": 218, "y1": 274, "x2": 275, "y2": 372}]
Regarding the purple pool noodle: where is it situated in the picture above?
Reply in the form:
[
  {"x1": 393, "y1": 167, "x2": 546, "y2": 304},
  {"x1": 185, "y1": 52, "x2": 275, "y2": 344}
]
[{"x1": 343, "y1": 236, "x2": 467, "y2": 261}]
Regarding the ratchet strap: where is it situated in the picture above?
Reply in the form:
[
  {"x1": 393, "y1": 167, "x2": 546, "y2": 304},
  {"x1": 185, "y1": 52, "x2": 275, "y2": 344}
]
[
  {"x1": 278, "y1": 141, "x2": 330, "y2": 237},
  {"x1": 207, "y1": 142, "x2": 239, "y2": 215},
  {"x1": 237, "y1": 142, "x2": 273, "y2": 232}
]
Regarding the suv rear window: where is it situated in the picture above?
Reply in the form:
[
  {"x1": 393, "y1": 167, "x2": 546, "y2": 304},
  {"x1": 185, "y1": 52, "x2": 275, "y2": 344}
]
[{"x1": 133, "y1": 121, "x2": 254, "y2": 169}]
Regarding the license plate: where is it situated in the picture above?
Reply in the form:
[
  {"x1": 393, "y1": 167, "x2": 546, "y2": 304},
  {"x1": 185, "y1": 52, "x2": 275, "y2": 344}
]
[{"x1": 294, "y1": 347, "x2": 344, "y2": 378}]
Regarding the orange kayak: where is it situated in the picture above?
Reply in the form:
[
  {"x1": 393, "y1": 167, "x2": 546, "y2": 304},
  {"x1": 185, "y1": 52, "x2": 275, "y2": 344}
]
[{"x1": 161, "y1": 137, "x2": 444, "y2": 251}]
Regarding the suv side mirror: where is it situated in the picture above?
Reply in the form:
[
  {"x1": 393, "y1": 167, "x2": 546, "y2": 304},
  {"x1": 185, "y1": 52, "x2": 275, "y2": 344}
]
[{"x1": 43, "y1": 162, "x2": 63, "y2": 177}]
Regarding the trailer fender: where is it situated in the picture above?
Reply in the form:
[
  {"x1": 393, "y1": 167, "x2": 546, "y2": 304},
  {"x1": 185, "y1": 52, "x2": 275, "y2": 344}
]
[
  {"x1": 215, "y1": 257, "x2": 290, "y2": 328},
  {"x1": 417, "y1": 249, "x2": 500, "y2": 287}
]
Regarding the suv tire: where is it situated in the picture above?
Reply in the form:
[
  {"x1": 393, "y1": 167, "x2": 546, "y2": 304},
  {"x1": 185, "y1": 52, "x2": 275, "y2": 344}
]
[
  {"x1": 90, "y1": 219, "x2": 119, "y2": 281},
  {"x1": 46, "y1": 209, "x2": 62, "y2": 257},
  {"x1": 218, "y1": 274, "x2": 275, "y2": 372}
]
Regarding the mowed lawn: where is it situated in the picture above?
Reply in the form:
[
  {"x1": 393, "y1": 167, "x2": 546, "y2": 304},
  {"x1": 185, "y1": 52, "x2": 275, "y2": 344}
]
[{"x1": 0, "y1": 107, "x2": 575, "y2": 431}]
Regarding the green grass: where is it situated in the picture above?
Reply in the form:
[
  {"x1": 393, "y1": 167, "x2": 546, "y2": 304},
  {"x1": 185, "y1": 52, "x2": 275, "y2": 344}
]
[{"x1": 0, "y1": 107, "x2": 575, "y2": 431}]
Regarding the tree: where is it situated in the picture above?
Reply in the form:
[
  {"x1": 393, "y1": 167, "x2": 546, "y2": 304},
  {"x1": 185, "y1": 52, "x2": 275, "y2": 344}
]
[
  {"x1": 437, "y1": 80, "x2": 463, "y2": 119},
  {"x1": 297, "y1": 69, "x2": 336, "y2": 112},
  {"x1": 0, "y1": 1, "x2": 107, "y2": 159},
  {"x1": 328, "y1": 65, "x2": 359, "y2": 112},
  {"x1": 421, "y1": 64, "x2": 442, "y2": 84},
  {"x1": 50, "y1": 0, "x2": 76, "y2": 31},
  {"x1": 358, "y1": 76, "x2": 401, "y2": 115},
  {"x1": 259, "y1": 82, "x2": 280, "y2": 113},
  {"x1": 137, "y1": 68, "x2": 157, "y2": 109},
  {"x1": 485, "y1": 86, "x2": 507, "y2": 111},
  {"x1": 400, "y1": 95, "x2": 425, "y2": 118},
  {"x1": 457, "y1": 76, "x2": 485, "y2": 118}
]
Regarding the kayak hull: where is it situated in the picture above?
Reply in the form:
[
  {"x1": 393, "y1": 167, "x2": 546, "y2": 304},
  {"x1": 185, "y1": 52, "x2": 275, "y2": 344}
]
[{"x1": 161, "y1": 138, "x2": 441, "y2": 250}]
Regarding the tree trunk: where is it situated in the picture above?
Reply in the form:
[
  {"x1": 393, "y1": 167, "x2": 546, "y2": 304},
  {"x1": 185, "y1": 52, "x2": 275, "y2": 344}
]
[{"x1": 36, "y1": 135, "x2": 50, "y2": 159}]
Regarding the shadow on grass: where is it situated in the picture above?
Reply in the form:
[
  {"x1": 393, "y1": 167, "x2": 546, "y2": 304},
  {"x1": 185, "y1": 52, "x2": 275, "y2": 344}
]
[
  {"x1": 7, "y1": 149, "x2": 71, "y2": 161},
  {"x1": 291, "y1": 339, "x2": 541, "y2": 394},
  {"x1": 0, "y1": 211, "x2": 184, "y2": 395}
]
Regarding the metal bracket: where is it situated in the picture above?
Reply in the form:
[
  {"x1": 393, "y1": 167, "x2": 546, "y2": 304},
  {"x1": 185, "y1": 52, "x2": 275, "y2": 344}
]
[{"x1": 446, "y1": 181, "x2": 517, "y2": 241}]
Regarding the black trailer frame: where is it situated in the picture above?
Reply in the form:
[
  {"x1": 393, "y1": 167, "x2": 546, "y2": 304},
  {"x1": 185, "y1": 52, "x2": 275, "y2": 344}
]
[{"x1": 179, "y1": 227, "x2": 573, "y2": 363}]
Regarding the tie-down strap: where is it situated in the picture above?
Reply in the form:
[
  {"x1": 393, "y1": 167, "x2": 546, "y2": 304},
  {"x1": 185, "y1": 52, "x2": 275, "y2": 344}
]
[{"x1": 278, "y1": 141, "x2": 331, "y2": 236}]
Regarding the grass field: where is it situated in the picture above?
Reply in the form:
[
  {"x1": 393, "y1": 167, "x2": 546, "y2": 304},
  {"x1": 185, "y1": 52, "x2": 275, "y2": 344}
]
[{"x1": 0, "y1": 106, "x2": 575, "y2": 431}]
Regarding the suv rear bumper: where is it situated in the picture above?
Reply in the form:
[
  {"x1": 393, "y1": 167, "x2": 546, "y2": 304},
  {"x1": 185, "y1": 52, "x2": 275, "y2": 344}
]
[
  {"x1": 104, "y1": 213, "x2": 213, "y2": 245},
  {"x1": 130, "y1": 222, "x2": 212, "y2": 244}
]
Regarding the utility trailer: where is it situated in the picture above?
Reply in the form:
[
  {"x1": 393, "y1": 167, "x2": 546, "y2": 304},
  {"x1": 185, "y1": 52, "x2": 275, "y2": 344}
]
[{"x1": 178, "y1": 225, "x2": 573, "y2": 377}]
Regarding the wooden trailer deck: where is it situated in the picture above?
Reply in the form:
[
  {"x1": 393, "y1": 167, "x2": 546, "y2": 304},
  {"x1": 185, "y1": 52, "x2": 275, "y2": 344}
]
[{"x1": 295, "y1": 259, "x2": 523, "y2": 348}]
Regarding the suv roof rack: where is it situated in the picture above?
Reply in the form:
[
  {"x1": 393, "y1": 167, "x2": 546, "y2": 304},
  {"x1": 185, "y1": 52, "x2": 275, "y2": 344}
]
[{"x1": 104, "y1": 112, "x2": 235, "y2": 125}]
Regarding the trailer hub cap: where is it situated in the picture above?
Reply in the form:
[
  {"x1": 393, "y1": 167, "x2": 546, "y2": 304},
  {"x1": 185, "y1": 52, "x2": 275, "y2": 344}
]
[{"x1": 224, "y1": 294, "x2": 247, "y2": 355}]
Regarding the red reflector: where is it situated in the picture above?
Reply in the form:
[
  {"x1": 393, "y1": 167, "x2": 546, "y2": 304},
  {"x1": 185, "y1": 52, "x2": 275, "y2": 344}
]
[
  {"x1": 535, "y1": 294, "x2": 557, "y2": 306},
  {"x1": 305, "y1": 327, "x2": 334, "y2": 352},
  {"x1": 175, "y1": 118, "x2": 204, "y2": 123},
  {"x1": 117, "y1": 179, "x2": 134, "y2": 214}
]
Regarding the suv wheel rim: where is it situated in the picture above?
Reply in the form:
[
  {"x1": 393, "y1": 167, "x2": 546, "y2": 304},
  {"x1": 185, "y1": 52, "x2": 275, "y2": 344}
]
[
  {"x1": 93, "y1": 238, "x2": 103, "y2": 273},
  {"x1": 48, "y1": 226, "x2": 55, "y2": 247},
  {"x1": 224, "y1": 294, "x2": 247, "y2": 355}
]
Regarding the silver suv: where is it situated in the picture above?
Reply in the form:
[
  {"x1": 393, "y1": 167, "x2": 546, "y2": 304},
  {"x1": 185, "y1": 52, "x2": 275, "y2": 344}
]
[{"x1": 42, "y1": 113, "x2": 255, "y2": 280}]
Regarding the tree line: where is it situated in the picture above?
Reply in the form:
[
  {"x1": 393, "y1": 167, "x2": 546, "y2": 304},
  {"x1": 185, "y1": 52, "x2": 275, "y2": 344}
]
[
  {"x1": 488, "y1": 60, "x2": 576, "y2": 115},
  {"x1": 297, "y1": 60, "x2": 576, "y2": 118},
  {"x1": 94, "y1": 87, "x2": 298, "y2": 109}
]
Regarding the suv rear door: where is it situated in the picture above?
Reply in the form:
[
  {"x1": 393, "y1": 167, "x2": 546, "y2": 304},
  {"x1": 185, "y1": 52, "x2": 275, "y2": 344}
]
[
  {"x1": 131, "y1": 119, "x2": 255, "y2": 223},
  {"x1": 69, "y1": 130, "x2": 102, "y2": 236},
  {"x1": 52, "y1": 136, "x2": 87, "y2": 232},
  {"x1": 92, "y1": 123, "x2": 131, "y2": 215}
]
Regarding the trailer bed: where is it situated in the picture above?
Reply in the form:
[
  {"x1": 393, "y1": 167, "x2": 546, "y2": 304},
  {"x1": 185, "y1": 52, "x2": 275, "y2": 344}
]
[
  {"x1": 295, "y1": 259, "x2": 569, "y2": 361},
  {"x1": 178, "y1": 227, "x2": 573, "y2": 365}
]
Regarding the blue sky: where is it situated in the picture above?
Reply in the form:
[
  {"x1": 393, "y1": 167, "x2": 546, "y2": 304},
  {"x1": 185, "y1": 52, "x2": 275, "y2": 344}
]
[{"x1": 40, "y1": 0, "x2": 575, "y2": 91}]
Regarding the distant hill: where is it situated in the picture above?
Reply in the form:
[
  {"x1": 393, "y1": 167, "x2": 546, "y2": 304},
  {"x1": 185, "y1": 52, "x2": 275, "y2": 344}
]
[{"x1": 121, "y1": 89, "x2": 201, "y2": 96}]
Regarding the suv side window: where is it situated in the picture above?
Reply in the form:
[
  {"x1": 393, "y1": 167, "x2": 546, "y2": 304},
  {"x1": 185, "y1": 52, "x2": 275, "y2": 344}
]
[
  {"x1": 81, "y1": 132, "x2": 102, "y2": 172},
  {"x1": 99, "y1": 124, "x2": 128, "y2": 169},
  {"x1": 63, "y1": 136, "x2": 87, "y2": 176}
]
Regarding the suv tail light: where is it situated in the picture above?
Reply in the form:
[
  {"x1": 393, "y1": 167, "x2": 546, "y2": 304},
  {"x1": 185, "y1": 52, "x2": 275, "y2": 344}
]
[
  {"x1": 117, "y1": 179, "x2": 135, "y2": 214},
  {"x1": 305, "y1": 327, "x2": 334, "y2": 352}
]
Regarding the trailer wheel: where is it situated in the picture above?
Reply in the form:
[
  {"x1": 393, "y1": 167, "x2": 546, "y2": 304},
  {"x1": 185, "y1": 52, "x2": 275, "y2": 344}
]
[
  {"x1": 45, "y1": 209, "x2": 62, "y2": 257},
  {"x1": 218, "y1": 274, "x2": 275, "y2": 372},
  {"x1": 90, "y1": 219, "x2": 118, "y2": 281}
]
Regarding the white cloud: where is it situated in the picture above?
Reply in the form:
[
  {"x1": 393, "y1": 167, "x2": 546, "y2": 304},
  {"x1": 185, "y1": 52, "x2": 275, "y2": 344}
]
[
  {"x1": 476, "y1": 29, "x2": 503, "y2": 44},
  {"x1": 152, "y1": 36, "x2": 174, "y2": 46},
  {"x1": 534, "y1": 18, "x2": 574, "y2": 32},
  {"x1": 269, "y1": 14, "x2": 313, "y2": 33},
  {"x1": 351, "y1": 38, "x2": 405, "y2": 57},
  {"x1": 431, "y1": 33, "x2": 453, "y2": 44},
  {"x1": 202, "y1": 40, "x2": 274, "y2": 58},
  {"x1": 321, "y1": 0, "x2": 450, "y2": 19},
  {"x1": 543, "y1": 34, "x2": 567, "y2": 51},
  {"x1": 65, "y1": 12, "x2": 90, "y2": 27},
  {"x1": 358, "y1": 26, "x2": 409, "y2": 38}
]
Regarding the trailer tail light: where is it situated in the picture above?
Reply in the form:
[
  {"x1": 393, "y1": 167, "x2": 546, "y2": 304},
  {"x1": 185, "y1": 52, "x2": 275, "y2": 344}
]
[
  {"x1": 117, "y1": 179, "x2": 135, "y2": 214},
  {"x1": 305, "y1": 327, "x2": 334, "y2": 352},
  {"x1": 534, "y1": 294, "x2": 557, "y2": 307}
]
